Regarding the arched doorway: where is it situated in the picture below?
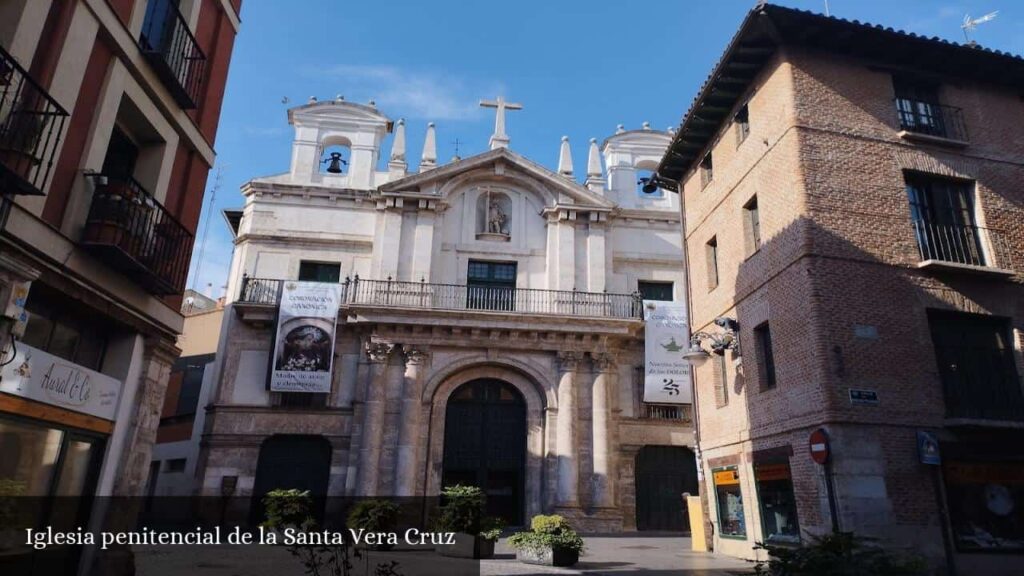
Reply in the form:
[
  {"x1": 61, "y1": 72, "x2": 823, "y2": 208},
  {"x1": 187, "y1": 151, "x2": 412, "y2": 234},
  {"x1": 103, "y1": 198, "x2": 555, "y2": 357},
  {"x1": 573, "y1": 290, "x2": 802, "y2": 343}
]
[
  {"x1": 636, "y1": 445, "x2": 698, "y2": 531},
  {"x1": 442, "y1": 379, "x2": 526, "y2": 525},
  {"x1": 251, "y1": 435, "x2": 332, "y2": 524}
]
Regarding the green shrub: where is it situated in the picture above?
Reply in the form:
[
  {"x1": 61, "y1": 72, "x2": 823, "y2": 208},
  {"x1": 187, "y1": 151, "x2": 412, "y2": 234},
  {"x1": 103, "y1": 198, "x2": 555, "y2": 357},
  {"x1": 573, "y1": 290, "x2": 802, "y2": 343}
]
[
  {"x1": 508, "y1": 514, "x2": 584, "y2": 554},
  {"x1": 347, "y1": 499, "x2": 399, "y2": 532},
  {"x1": 436, "y1": 485, "x2": 504, "y2": 541},
  {"x1": 752, "y1": 532, "x2": 927, "y2": 576},
  {"x1": 261, "y1": 488, "x2": 316, "y2": 532}
]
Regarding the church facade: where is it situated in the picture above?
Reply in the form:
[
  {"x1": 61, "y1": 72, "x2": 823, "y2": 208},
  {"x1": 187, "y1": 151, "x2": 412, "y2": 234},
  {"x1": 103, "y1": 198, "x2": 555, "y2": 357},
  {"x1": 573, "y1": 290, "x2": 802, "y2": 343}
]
[{"x1": 195, "y1": 98, "x2": 695, "y2": 531}]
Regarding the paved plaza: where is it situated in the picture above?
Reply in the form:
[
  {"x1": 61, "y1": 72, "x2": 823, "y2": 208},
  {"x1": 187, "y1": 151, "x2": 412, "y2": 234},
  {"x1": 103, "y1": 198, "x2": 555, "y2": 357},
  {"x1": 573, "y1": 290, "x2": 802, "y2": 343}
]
[{"x1": 132, "y1": 534, "x2": 754, "y2": 576}]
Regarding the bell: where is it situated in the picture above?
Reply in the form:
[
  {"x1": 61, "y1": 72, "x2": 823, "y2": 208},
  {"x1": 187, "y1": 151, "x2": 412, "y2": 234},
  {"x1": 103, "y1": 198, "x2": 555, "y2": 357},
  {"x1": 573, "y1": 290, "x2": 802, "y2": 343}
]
[{"x1": 324, "y1": 152, "x2": 347, "y2": 173}]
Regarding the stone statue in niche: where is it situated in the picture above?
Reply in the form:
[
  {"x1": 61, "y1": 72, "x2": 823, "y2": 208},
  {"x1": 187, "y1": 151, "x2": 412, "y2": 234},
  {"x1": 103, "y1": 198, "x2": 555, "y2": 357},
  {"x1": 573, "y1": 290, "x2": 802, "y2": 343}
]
[{"x1": 476, "y1": 188, "x2": 511, "y2": 241}]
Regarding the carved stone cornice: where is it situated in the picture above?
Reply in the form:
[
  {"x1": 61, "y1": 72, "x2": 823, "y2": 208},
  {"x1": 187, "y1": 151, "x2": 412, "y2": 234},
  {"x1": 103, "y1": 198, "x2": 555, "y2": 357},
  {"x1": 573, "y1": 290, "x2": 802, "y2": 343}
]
[
  {"x1": 402, "y1": 345, "x2": 429, "y2": 365},
  {"x1": 592, "y1": 352, "x2": 617, "y2": 373},
  {"x1": 557, "y1": 351, "x2": 582, "y2": 372},
  {"x1": 365, "y1": 341, "x2": 396, "y2": 363}
]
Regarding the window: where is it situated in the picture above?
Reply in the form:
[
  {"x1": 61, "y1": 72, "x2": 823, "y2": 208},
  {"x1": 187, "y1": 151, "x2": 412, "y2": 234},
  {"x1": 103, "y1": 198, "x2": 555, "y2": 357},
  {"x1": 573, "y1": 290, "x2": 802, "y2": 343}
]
[
  {"x1": 905, "y1": 174, "x2": 984, "y2": 266},
  {"x1": 276, "y1": 392, "x2": 328, "y2": 409},
  {"x1": 755, "y1": 462, "x2": 800, "y2": 545},
  {"x1": 298, "y1": 261, "x2": 341, "y2": 283},
  {"x1": 714, "y1": 354, "x2": 729, "y2": 408},
  {"x1": 174, "y1": 360, "x2": 207, "y2": 416},
  {"x1": 743, "y1": 195, "x2": 761, "y2": 255},
  {"x1": 20, "y1": 285, "x2": 111, "y2": 371},
  {"x1": 705, "y1": 236, "x2": 719, "y2": 290},
  {"x1": 700, "y1": 153, "x2": 713, "y2": 188},
  {"x1": 467, "y1": 260, "x2": 517, "y2": 311},
  {"x1": 893, "y1": 77, "x2": 946, "y2": 137},
  {"x1": 638, "y1": 281, "x2": 673, "y2": 302},
  {"x1": 755, "y1": 323, "x2": 777, "y2": 389},
  {"x1": 713, "y1": 467, "x2": 746, "y2": 538},
  {"x1": 164, "y1": 458, "x2": 187, "y2": 473},
  {"x1": 927, "y1": 310, "x2": 1023, "y2": 421},
  {"x1": 735, "y1": 104, "x2": 750, "y2": 145},
  {"x1": 944, "y1": 460, "x2": 1024, "y2": 552},
  {"x1": 102, "y1": 127, "x2": 139, "y2": 179}
]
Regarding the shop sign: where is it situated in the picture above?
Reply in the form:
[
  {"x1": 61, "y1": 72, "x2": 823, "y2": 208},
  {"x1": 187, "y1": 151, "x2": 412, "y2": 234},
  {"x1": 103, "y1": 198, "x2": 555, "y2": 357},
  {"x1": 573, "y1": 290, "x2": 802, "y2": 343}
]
[
  {"x1": 0, "y1": 343, "x2": 121, "y2": 420},
  {"x1": 713, "y1": 468, "x2": 740, "y2": 486},
  {"x1": 755, "y1": 463, "x2": 792, "y2": 482}
]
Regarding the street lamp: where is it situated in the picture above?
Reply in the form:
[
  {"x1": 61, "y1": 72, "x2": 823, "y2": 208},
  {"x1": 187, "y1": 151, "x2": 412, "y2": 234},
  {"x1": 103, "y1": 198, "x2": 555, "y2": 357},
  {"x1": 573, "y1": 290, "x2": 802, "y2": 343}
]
[{"x1": 683, "y1": 316, "x2": 740, "y2": 366}]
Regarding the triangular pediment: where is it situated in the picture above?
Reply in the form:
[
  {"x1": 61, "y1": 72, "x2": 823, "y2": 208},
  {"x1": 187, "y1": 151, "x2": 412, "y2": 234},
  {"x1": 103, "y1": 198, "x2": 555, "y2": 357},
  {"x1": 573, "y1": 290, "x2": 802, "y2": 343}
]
[{"x1": 379, "y1": 148, "x2": 614, "y2": 209}]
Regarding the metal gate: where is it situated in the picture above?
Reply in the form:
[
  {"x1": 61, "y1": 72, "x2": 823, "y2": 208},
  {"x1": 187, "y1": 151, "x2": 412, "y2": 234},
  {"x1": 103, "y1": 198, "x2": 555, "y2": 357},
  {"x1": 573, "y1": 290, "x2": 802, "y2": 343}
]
[
  {"x1": 442, "y1": 379, "x2": 526, "y2": 526},
  {"x1": 636, "y1": 445, "x2": 698, "y2": 531}
]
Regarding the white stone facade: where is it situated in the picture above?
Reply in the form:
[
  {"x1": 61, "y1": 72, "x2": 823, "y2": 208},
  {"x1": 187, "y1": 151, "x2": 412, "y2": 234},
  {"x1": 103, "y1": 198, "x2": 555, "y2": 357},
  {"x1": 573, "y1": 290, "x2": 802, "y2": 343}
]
[{"x1": 198, "y1": 100, "x2": 694, "y2": 530}]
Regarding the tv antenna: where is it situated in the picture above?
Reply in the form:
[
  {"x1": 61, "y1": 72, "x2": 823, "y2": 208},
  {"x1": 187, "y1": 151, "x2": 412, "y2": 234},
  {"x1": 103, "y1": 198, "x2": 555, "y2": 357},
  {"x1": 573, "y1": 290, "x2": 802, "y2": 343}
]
[{"x1": 962, "y1": 11, "x2": 998, "y2": 43}]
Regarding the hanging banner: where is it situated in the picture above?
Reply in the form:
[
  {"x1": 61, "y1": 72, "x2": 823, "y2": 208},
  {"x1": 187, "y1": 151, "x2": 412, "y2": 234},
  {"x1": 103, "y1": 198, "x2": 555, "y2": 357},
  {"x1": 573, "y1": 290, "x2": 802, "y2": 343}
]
[
  {"x1": 270, "y1": 281, "x2": 342, "y2": 393},
  {"x1": 0, "y1": 343, "x2": 121, "y2": 420},
  {"x1": 643, "y1": 300, "x2": 693, "y2": 404}
]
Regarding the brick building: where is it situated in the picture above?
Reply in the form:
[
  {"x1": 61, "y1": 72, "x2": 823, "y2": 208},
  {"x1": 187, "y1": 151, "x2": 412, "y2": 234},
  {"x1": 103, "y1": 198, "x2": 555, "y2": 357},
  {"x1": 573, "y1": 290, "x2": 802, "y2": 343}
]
[
  {"x1": 655, "y1": 5, "x2": 1024, "y2": 575},
  {"x1": 0, "y1": 1, "x2": 239, "y2": 573}
]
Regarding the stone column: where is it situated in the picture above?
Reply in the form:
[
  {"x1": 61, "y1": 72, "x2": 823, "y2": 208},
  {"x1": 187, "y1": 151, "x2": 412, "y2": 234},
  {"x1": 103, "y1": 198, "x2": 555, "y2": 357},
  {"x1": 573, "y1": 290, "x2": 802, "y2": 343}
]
[
  {"x1": 591, "y1": 353, "x2": 617, "y2": 508},
  {"x1": 394, "y1": 346, "x2": 428, "y2": 496},
  {"x1": 556, "y1": 351, "x2": 581, "y2": 507},
  {"x1": 357, "y1": 341, "x2": 394, "y2": 496}
]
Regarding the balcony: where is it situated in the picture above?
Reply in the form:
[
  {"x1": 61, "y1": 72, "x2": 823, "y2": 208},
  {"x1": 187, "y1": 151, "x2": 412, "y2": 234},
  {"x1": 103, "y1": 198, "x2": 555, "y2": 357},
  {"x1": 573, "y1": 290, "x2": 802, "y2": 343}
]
[
  {"x1": 895, "y1": 99, "x2": 968, "y2": 146},
  {"x1": 81, "y1": 174, "x2": 192, "y2": 295},
  {"x1": 239, "y1": 276, "x2": 643, "y2": 320},
  {"x1": 911, "y1": 221, "x2": 1015, "y2": 276},
  {"x1": 0, "y1": 45, "x2": 68, "y2": 195},
  {"x1": 139, "y1": 0, "x2": 206, "y2": 109},
  {"x1": 641, "y1": 403, "x2": 693, "y2": 424}
]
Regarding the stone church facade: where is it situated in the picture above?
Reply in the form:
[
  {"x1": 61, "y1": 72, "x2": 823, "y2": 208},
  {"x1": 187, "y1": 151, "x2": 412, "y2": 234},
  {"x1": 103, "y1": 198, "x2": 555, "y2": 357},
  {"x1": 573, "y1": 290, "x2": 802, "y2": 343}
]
[{"x1": 196, "y1": 98, "x2": 695, "y2": 531}]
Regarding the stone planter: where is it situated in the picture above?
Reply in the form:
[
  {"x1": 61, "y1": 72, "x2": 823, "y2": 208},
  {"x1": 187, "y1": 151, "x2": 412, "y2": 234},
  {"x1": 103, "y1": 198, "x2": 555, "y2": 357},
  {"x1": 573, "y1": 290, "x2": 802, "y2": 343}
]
[
  {"x1": 436, "y1": 533, "x2": 495, "y2": 559},
  {"x1": 516, "y1": 547, "x2": 579, "y2": 567}
]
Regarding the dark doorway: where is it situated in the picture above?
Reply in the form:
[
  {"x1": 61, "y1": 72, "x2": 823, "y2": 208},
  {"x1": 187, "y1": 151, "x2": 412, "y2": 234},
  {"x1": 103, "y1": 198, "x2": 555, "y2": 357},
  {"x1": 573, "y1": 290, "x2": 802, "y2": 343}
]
[
  {"x1": 442, "y1": 379, "x2": 526, "y2": 526},
  {"x1": 636, "y1": 445, "x2": 698, "y2": 531},
  {"x1": 251, "y1": 435, "x2": 332, "y2": 524}
]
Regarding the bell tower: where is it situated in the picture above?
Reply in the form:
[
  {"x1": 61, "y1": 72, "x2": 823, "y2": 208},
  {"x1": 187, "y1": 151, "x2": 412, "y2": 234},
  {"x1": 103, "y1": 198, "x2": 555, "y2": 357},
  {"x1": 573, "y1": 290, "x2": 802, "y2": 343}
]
[{"x1": 287, "y1": 97, "x2": 393, "y2": 189}]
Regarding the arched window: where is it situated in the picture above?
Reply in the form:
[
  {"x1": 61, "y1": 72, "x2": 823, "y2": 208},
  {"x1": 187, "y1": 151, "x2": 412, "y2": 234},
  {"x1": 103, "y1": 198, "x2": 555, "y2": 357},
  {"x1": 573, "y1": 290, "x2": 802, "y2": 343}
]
[{"x1": 319, "y1": 136, "x2": 352, "y2": 174}]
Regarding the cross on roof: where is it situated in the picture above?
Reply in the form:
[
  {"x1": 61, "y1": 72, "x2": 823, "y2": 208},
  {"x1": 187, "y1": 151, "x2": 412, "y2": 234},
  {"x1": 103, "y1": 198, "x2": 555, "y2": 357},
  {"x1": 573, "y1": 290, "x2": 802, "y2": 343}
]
[{"x1": 480, "y1": 96, "x2": 522, "y2": 150}]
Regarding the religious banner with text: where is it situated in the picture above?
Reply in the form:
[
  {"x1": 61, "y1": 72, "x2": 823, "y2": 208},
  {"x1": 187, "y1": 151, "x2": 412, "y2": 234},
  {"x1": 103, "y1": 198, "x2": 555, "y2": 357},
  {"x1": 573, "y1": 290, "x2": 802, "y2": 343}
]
[
  {"x1": 270, "y1": 281, "x2": 342, "y2": 393},
  {"x1": 643, "y1": 300, "x2": 693, "y2": 404}
]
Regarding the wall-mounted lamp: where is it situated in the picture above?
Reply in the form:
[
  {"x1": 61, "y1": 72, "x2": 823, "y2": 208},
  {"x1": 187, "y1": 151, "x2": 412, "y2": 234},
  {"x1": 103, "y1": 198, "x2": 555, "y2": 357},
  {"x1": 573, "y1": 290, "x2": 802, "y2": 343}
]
[{"x1": 682, "y1": 316, "x2": 740, "y2": 367}]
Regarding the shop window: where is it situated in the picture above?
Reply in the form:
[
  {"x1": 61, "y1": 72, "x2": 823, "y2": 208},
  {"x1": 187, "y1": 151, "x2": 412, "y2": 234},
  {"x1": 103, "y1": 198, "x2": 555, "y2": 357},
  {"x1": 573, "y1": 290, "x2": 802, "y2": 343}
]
[
  {"x1": 944, "y1": 460, "x2": 1024, "y2": 551},
  {"x1": 298, "y1": 261, "x2": 341, "y2": 283},
  {"x1": 19, "y1": 284, "x2": 112, "y2": 371},
  {"x1": 713, "y1": 467, "x2": 746, "y2": 538},
  {"x1": 638, "y1": 280, "x2": 673, "y2": 302},
  {"x1": 755, "y1": 462, "x2": 801, "y2": 545}
]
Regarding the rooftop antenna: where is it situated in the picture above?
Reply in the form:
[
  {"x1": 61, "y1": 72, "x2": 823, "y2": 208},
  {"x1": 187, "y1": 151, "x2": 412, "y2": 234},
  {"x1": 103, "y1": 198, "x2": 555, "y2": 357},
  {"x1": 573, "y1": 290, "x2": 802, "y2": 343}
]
[
  {"x1": 962, "y1": 11, "x2": 998, "y2": 44},
  {"x1": 190, "y1": 164, "x2": 225, "y2": 292}
]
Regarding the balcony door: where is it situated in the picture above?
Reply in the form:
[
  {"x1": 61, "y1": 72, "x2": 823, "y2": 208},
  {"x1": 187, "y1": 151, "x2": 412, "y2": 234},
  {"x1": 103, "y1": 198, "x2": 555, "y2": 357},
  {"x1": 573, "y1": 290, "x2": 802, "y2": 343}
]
[
  {"x1": 467, "y1": 260, "x2": 516, "y2": 311},
  {"x1": 905, "y1": 174, "x2": 984, "y2": 266},
  {"x1": 894, "y1": 78, "x2": 944, "y2": 136}
]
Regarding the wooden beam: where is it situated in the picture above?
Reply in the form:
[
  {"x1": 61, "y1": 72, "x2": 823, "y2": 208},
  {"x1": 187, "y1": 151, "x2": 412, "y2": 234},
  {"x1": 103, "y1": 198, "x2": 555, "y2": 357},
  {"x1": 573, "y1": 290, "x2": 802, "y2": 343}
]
[{"x1": 0, "y1": 393, "x2": 114, "y2": 434}]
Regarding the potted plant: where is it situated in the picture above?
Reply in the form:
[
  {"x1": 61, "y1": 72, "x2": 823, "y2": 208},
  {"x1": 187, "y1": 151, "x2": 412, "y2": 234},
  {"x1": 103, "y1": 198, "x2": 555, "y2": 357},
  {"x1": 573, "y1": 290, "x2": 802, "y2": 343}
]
[
  {"x1": 435, "y1": 485, "x2": 504, "y2": 559},
  {"x1": 346, "y1": 499, "x2": 399, "y2": 551},
  {"x1": 508, "y1": 514, "x2": 584, "y2": 567}
]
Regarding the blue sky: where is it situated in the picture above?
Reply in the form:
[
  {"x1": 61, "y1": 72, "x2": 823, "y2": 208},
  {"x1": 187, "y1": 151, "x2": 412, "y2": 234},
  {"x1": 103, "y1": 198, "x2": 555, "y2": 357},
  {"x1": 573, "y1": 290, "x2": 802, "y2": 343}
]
[{"x1": 186, "y1": 0, "x2": 1024, "y2": 297}]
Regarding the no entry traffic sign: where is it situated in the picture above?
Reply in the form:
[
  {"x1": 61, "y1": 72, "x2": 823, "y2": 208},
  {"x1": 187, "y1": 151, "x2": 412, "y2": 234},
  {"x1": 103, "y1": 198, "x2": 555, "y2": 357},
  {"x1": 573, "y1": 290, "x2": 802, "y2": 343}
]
[{"x1": 809, "y1": 428, "x2": 830, "y2": 465}]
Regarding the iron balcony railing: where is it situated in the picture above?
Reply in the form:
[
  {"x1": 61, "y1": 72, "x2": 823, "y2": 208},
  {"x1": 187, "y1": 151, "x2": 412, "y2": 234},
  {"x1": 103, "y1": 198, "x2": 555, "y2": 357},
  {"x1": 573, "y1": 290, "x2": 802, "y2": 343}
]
[
  {"x1": 81, "y1": 173, "x2": 192, "y2": 295},
  {"x1": 139, "y1": 0, "x2": 206, "y2": 109},
  {"x1": 0, "y1": 44, "x2": 68, "y2": 196},
  {"x1": 642, "y1": 403, "x2": 693, "y2": 424},
  {"x1": 911, "y1": 220, "x2": 1015, "y2": 270},
  {"x1": 895, "y1": 99, "x2": 968, "y2": 142},
  {"x1": 238, "y1": 276, "x2": 644, "y2": 320}
]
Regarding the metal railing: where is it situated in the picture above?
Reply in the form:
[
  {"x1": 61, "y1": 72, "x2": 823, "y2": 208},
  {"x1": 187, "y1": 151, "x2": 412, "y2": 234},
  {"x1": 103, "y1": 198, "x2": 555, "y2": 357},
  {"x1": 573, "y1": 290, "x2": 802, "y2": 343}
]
[
  {"x1": 139, "y1": 0, "x2": 206, "y2": 109},
  {"x1": 238, "y1": 276, "x2": 644, "y2": 320},
  {"x1": 81, "y1": 173, "x2": 192, "y2": 294},
  {"x1": 895, "y1": 99, "x2": 968, "y2": 142},
  {"x1": 911, "y1": 220, "x2": 1014, "y2": 270},
  {"x1": 642, "y1": 404, "x2": 694, "y2": 423},
  {"x1": 0, "y1": 45, "x2": 68, "y2": 195}
]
